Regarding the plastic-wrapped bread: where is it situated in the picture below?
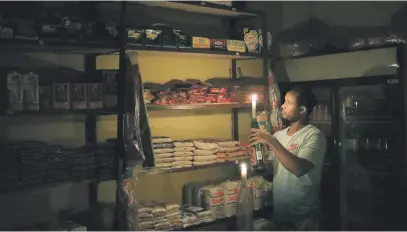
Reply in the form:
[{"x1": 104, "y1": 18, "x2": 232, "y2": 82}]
[
  {"x1": 173, "y1": 140, "x2": 194, "y2": 147},
  {"x1": 173, "y1": 156, "x2": 193, "y2": 161},
  {"x1": 216, "y1": 150, "x2": 249, "y2": 159},
  {"x1": 193, "y1": 160, "x2": 217, "y2": 166},
  {"x1": 154, "y1": 148, "x2": 174, "y2": 154},
  {"x1": 218, "y1": 145, "x2": 249, "y2": 152},
  {"x1": 152, "y1": 136, "x2": 173, "y2": 143},
  {"x1": 155, "y1": 153, "x2": 174, "y2": 158},
  {"x1": 193, "y1": 140, "x2": 219, "y2": 150},
  {"x1": 193, "y1": 155, "x2": 217, "y2": 162},
  {"x1": 216, "y1": 140, "x2": 240, "y2": 148},
  {"x1": 172, "y1": 160, "x2": 193, "y2": 166},
  {"x1": 153, "y1": 201, "x2": 181, "y2": 211},
  {"x1": 173, "y1": 151, "x2": 194, "y2": 157},
  {"x1": 155, "y1": 157, "x2": 174, "y2": 163},
  {"x1": 155, "y1": 162, "x2": 172, "y2": 168},
  {"x1": 153, "y1": 142, "x2": 174, "y2": 149},
  {"x1": 174, "y1": 146, "x2": 195, "y2": 152},
  {"x1": 193, "y1": 149, "x2": 218, "y2": 156}
]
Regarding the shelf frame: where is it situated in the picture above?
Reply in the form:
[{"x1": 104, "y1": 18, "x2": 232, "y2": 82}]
[{"x1": 114, "y1": 1, "x2": 269, "y2": 231}]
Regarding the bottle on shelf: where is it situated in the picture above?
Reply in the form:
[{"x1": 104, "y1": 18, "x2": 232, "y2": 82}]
[{"x1": 237, "y1": 163, "x2": 254, "y2": 231}]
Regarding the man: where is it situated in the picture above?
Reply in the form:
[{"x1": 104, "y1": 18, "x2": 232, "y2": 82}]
[{"x1": 249, "y1": 86, "x2": 327, "y2": 231}]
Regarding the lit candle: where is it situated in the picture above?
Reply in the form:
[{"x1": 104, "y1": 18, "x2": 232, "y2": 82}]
[
  {"x1": 251, "y1": 94, "x2": 257, "y2": 119},
  {"x1": 240, "y1": 162, "x2": 247, "y2": 181}
]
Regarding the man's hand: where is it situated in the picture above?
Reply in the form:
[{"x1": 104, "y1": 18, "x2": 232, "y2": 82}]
[{"x1": 248, "y1": 128, "x2": 275, "y2": 146}]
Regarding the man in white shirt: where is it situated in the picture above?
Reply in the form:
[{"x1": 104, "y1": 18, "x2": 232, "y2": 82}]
[{"x1": 249, "y1": 86, "x2": 327, "y2": 230}]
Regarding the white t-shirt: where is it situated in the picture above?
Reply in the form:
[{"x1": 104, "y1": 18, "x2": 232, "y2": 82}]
[{"x1": 268, "y1": 124, "x2": 327, "y2": 222}]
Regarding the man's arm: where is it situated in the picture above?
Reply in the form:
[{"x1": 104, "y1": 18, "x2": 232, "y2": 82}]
[{"x1": 268, "y1": 133, "x2": 326, "y2": 177}]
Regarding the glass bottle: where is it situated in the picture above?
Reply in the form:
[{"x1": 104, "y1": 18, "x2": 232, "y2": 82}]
[
  {"x1": 236, "y1": 177, "x2": 254, "y2": 231},
  {"x1": 251, "y1": 117, "x2": 265, "y2": 171}
]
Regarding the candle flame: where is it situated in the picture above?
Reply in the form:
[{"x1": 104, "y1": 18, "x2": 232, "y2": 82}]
[
  {"x1": 240, "y1": 162, "x2": 247, "y2": 176},
  {"x1": 251, "y1": 94, "x2": 257, "y2": 101}
]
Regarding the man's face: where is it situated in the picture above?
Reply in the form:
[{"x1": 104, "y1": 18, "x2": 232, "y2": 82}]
[{"x1": 281, "y1": 91, "x2": 302, "y2": 122}]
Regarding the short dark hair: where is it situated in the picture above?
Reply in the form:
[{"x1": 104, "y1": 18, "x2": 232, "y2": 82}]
[{"x1": 290, "y1": 86, "x2": 317, "y2": 116}]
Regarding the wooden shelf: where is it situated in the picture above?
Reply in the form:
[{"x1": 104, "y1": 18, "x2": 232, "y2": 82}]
[
  {"x1": 0, "y1": 176, "x2": 113, "y2": 195},
  {"x1": 135, "y1": 1, "x2": 258, "y2": 18},
  {"x1": 0, "y1": 39, "x2": 118, "y2": 54},
  {"x1": 147, "y1": 103, "x2": 254, "y2": 111},
  {"x1": 1, "y1": 109, "x2": 117, "y2": 116},
  {"x1": 127, "y1": 159, "x2": 248, "y2": 178},
  {"x1": 128, "y1": 45, "x2": 262, "y2": 59}
]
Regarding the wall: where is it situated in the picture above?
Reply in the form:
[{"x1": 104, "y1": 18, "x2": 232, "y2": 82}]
[
  {"x1": 281, "y1": 1, "x2": 405, "y2": 29},
  {"x1": 274, "y1": 1, "x2": 406, "y2": 83}
]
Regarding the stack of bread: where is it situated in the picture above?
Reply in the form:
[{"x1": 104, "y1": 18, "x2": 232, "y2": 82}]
[
  {"x1": 172, "y1": 140, "x2": 194, "y2": 169},
  {"x1": 153, "y1": 201, "x2": 183, "y2": 229},
  {"x1": 152, "y1": 136, "x2": 174, "y2": 170},
  {"x1": 192, "y1": 140, "x2": 219, "y2": 166},
  {"x1": 215, "y1": 141, "x2": 251, "y2": 163},
  {"x1": 135, "y1": 201, "x2": 168, "y2": 231}
]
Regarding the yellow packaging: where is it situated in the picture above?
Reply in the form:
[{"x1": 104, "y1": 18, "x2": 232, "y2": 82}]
[
  {"x1": 227, "y1": 40, "x2": 246, "y2": 53},
  {"x1": 192, "y1": 37, "x2": 211, "y2": 49}
]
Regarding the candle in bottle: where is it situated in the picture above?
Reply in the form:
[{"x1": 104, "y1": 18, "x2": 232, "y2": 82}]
[
  {"x1": 251, "y1": 94, "x2": 257, "y2": 119},
  {"x1": 240, "y1": 162, "x2": 248, "y2": 180}
]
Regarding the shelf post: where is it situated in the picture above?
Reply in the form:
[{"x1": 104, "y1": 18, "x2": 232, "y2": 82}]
[
  {"x1": 115, "y1": 1, "x2": 127, "y2": 231},
  {"x1": 231, "y1": 59, "x2": 239, "y2": 141},
  {"x1": 260, "y1": 11, "x2": 270, "y2": 113},
  {"x1": 84, "y1": 54, "x2": 99, "y2": 209}
]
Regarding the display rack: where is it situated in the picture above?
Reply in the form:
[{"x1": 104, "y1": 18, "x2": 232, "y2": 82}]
[
  {"x1": 115, "y1": 1, "x2": 270, "y2": 231},
  {"x1": 0, "y1": 1, "x2": 269, "y2": 230},
  {"x1": 0, "y1": 2, "x2": 122, "y2": 230}
]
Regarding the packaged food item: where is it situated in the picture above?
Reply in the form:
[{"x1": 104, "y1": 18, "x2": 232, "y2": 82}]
[
  {"x1": 39, "y1": 86, "x2": 52, "y2": 110},
  {"x1": 217, "y1": 140, "x2": 240, "y2": 148},
  {"x1": 153, "y1": 142, "x2": 174, "y2": 149},
  {"x1": 126, "y1": 28, "x2": 143, "y2": 45},
  {"x1": 173, "y1": 156, "x2": 193, "y2": 161},
  {"x1": 102, "y1": 70, "x2": 118, "y2": 109},
  {"x1": 200, "y1": 184, "x2": 225, "y2": 219},
  {"x1": 154, "y1": 148, "x2": 174, "y2": 154},
  {"x1": 173, "y1": 140, "x2": 194, "y2": 147},
  {"x1": 173, "y1": 151, "x2": 193, "y2": 157},
  {"x1": 193, "y1": 155, "x2": 217, "y2": 162},
  {"x1": 193, "y1": 140, "x2": 219, "y2": 150},
  {"x1": 174, "y1": 147, "x2": 195, "y2": 152},
  {"x1": 194, "y1": 149, "x2": 218, "y2": 156},
  {"x1": 174, "y1": 29, "x2": 191, "y2": 48},
  {"x1": 7, "y1": 71, "x2": 23, "y2": 111},
  {"x1": 227, "y1": 40, "x2": 246, "y2": 53},
  {"x1": 70, "y1": 83, "x2": 87, "y2": 109},
  {"x1": 244, "y1": 28, "x2": 260, "y2": 53},
  {"x1": 192, "y1": 37, "x2": 211, "y2": 49},
  {"x1": 210, "y1": 38, "x2": 227, "y2": 50},
  {"x1": 152, "y1": 136, "x2": 173, "y2": 143},
  {"x1": 52, "y1": 83, "x2": 70, "y2": 109},
  {"x1": 222, "y1": 180, "x2": 240, "y2": 217},
  {"x1": 87, "y1": 83, "x2": 103, "y2": 109},
  {"x1": 22, "y1": 72, "x2": 39, "y2": 111}
]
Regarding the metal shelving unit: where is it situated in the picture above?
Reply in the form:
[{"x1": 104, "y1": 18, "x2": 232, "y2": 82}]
[
  {"x1": 0, "y1": 1, "x2": 268, "y2": 230},
  {"x1": 115, "y1": 1, "x2": 269, "y2": 231}
]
